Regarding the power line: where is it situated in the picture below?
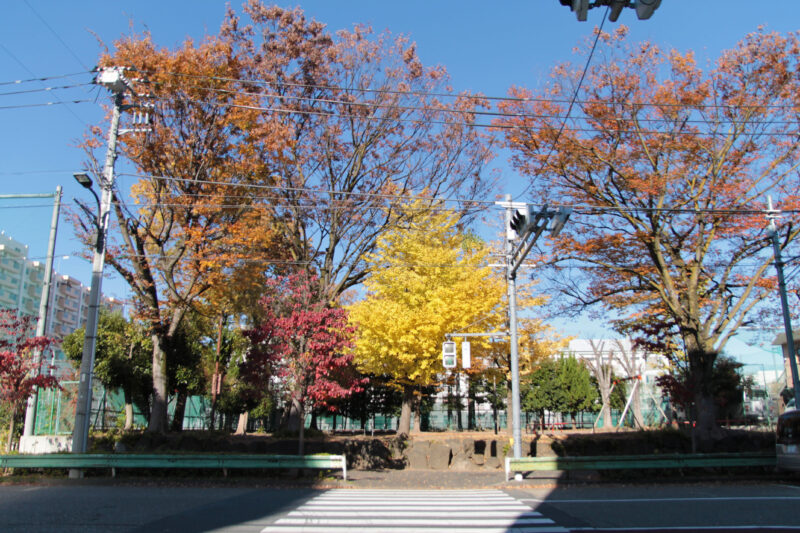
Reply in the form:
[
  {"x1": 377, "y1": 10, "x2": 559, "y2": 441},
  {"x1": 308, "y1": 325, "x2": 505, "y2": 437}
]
[
  {"x1": 0, "y1": 71, "x2": 91, "y2": 87},
  {"x1": 148, "y1": 78, "x2": 800, "y2": 130},
  {"x1": 156, "y1": 67, "x2": 800, "y2": 113},
  {"x1": 0, "y1": 44, "x2": 90, "y2": 126},
  {"x1": 516, "y1": 7, "x2": 609, "y2": 202},
  {"x1": 22, "y1": 0, "x2": 91, "y2": 71},
  {"x1": 111, "y1": 172, "x2": 800, "y2": 216},
  {"x1": 0, "y1": 99, "x2": 94, "y2": 111},
  {"x1": 0, "y1": 82, "x2": 92, "y2": 97},
  {"x1": 152, "y1": 92, "x2": 800, "y2": 137}
]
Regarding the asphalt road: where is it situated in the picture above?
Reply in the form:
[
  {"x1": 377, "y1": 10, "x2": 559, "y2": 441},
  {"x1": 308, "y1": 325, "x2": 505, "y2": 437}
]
[
  {"x1": 2, "y1": 478, "x2": 800, "y2": 532},
  {"x1": 510, "y1": 482, "x2": 800, "y2": 532}
]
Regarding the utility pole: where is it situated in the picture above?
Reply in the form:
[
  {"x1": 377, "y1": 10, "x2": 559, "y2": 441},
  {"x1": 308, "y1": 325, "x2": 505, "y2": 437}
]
[
  {"x1": 766, "y1": 197, "x2": 800, "y2": 410},
  {"x1": 71, "y1": 67, "x2": 139, "y2": 463},
  {"x1": 22, "y1": 187, "x2": 62, "y2": 438}
]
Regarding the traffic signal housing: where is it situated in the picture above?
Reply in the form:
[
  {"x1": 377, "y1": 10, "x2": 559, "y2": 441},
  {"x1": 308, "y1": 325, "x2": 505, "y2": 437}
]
[
  {"x1": 559, "y1": 0, "x2": 588, "y2": 21},
  {"x1": 442, "y1": 341, "x2": 457, "y2": 369},
  {"x1": 558, "y1": 0, "x2": 660, "y2": 21},
  {"x1": 549, "y1": 207, "x2": 572, "y2": 237},
  {"x1": 509, "y1": 204, "x2": 536, "y2": 240},
  {"x1": 634, "y1": 0, "x2": 661, "y2": 20}
]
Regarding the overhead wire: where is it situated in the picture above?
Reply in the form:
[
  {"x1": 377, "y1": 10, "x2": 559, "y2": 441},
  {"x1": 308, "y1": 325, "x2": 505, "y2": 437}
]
[
  {"x1": 146, "y1": 78, "x2": 800, "y2": 129},
  {"x1": 0, "y1": 82, "x2": 93, "y2": 97},
  {"x1": 22, "y1": 0, "x2": 92, "y2": 71},
  {"x1": 514, "y1": 6, "x2": 608, "y2": 201},
  {"x1": 0, "y1": 45, "x2": 90, "y2": 125},
  {"x1": 0, "y1": 71, "x2": 91, "y2": 87},
  {"x1": 149, "y1": 91, "x2": 799, "y2": 137},
  {"x1": 111, "y1": 172, "x2": 800, "y2": 216},
  {"x1": 0, "y1": 99, "x2": 94, "y2": 111},
  {"x1": 156, "y1": 67, "x2": 800, "y2": 112}
]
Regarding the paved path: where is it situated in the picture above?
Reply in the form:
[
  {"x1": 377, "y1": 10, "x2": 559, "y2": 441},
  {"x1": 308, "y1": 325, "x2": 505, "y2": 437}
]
[{"x1": 261, "y1": 489, "x2": 569, "y2": 533}]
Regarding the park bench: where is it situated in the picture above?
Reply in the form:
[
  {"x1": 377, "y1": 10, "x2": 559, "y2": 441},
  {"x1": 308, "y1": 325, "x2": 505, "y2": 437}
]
[
  {"x1": 505, "y1": 452, "x2": 776, "y2": 481},
  {"x1": 0, "y1": 453, "x2": 347, "y2": 480}
]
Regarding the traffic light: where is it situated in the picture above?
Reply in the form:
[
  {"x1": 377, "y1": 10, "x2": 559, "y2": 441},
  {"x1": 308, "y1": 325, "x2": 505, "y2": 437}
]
[
  {"x1": 558, "y1": 0, "x2": 660, "y2": 21},
  {"x1": 442, "y1": 341, "x2": 457, "y2": 369},
  {"x1": 634, "y1": 0, "x2": 661, "y2": 20},
  {"x1": 608, "y1": 0, "x2": 627, "y2": 21},
  {"x1": 559, "y1": 0, "x2": 589, "y2": 21},
  {"x1": 549, "y1": 206, "x2": 572, "y2": 236},
  {"x1": 509, "y1": 204, "x2": 537, "y2": 240},
  {"x1": 509, "y1": 208, "x2": 528, "y2": 239}
]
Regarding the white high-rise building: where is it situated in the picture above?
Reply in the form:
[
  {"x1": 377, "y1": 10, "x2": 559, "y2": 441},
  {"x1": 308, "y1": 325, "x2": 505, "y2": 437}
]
[{"x1": 0, "y1": 230, "x2": 124, "y2": 341}]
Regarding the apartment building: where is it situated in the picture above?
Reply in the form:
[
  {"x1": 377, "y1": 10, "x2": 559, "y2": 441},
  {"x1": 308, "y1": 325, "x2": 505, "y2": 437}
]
[{"x1": 0, "y1": 231, "x2": 123, "y2": 341}]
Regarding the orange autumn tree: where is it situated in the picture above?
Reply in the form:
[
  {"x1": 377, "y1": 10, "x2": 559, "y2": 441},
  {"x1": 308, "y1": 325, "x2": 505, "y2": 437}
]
[
  {"x1": 496, "y1": 27, "x2": 800, "y2": 446},
  {"x1": 79, "y1": 31, "x2": 286, "y2": 433},
  {"x1": 82, "y1": 2, "x2": 493, "y2": 434},
  {"x1": 216, "y1": 4, "x2": 495, "y2": 429},
  {"x1": 221, "y1": 3, "x2": 496, "y2": 302}
]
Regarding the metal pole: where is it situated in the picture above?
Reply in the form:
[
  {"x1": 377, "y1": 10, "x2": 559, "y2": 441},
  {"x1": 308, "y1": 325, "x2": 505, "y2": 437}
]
[
  {"x1": 71, "y1": 91, "x2": 122, "y2": 457},
  {"x1": 767, "y1": 197, "x2": 800, "y2": 410},
  {"x1": 22, "y1": 186, "x2": 62, "y2": 437},
  {"x1": 505, "y1": 194, "x2": 523, "y2": 460}
]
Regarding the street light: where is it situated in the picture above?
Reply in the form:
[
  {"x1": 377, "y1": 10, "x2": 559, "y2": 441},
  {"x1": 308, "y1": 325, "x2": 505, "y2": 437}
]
[{"x1": 70, "y1": 170, "x2": 113, "y2": 463}]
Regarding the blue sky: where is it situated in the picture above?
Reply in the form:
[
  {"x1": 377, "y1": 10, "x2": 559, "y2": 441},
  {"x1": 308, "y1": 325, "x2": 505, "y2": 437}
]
[{"x1": 1, "y1": 1, "x2": 796, "y2": 369}]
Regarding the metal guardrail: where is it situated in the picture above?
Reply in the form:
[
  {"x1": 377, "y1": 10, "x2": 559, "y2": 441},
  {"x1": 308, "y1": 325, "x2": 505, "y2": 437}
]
[
  {"x1": 505, "y1": 452, "x2": 776, "y2": 481},
  {"x1": 0, "y1": 453, "x2": 347, "y2": 481}
]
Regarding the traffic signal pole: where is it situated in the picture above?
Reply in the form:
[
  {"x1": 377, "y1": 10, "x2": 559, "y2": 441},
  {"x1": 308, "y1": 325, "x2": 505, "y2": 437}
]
[
  {"x1": 506, "y1": 218, "x2": 524, "y2": 460},
  {"x1": 496, "y1": 195, "x2": 571, "y2": 468}
]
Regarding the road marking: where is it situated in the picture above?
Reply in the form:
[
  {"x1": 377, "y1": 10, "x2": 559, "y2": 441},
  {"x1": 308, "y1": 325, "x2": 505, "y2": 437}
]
[
  {"x1": 523, "y1": 496, "x2": 800, "y2": 504},
  {"x1": 262, "y1": 489, "x2": 568, "y2": 532},
  {"x1": 568, "y1": 527, "x2": 800, "y2": 531}
]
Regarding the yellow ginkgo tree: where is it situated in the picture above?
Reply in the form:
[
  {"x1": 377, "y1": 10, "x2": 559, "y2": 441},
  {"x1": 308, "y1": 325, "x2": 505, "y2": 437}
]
[{"x1": 349, "y1": 200, "x2": 506, "y2": 434}]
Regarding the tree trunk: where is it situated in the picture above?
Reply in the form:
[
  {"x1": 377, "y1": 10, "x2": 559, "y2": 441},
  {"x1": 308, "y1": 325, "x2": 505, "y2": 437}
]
[
  {"x1": 599, "y1": 398, "x2": 612, "y2": 431},
  {"x1": 286, "y1": 397, "x2": 303, "y2": 433},
  {"x1": 6, "y1": 410, "x2": 16, "y2": 453},
  {"x1": 147, "y1": 334, "x2": 169, "y2": 433},
  {"x1": 235, "y1": 412, "x2": 248, "y2": 435},
  {"x1": 631, "y1": 382, "x2": 644, "y2": 429},
  {"x1": 687, "y1": 345, "x2": 723, "y2": 450},
  {"x1": 411, "y1": 390, "x2": 422, "y2": 435},
  {"x1": 170, "y1": 389, "x2": 188, "y2": 432},
  {"x1": 398, "y1": 384, "x2": 414, "y2": 435},
  {"x1": 122, "y1": 386, "x2": 134, "y2": 431},
  {"x1": 297, "y1": 403, "x2": 306, "y2": 455}
]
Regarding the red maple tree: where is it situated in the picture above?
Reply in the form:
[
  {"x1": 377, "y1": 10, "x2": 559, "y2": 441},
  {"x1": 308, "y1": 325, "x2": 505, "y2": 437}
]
[
  {"x1": 245, "y1": 273, "x2": 365, "y2": 453},
  {"x1": 0, "y1": 309, "x2": 59, "y2": 452}
]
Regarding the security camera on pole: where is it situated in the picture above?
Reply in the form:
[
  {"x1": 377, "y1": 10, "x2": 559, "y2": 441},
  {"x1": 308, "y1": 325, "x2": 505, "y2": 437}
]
[{"x1": 496, "y1": 195, "x2": 571, "y2": 465}]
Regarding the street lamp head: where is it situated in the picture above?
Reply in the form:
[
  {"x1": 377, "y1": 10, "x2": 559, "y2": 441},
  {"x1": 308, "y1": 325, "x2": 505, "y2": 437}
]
[{"x1": 73, "y1": 172, "x2": 93, "y2": 189}]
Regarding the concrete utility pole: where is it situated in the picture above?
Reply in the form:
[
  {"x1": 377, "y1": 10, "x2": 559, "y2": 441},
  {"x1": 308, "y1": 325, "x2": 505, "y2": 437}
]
[
  {"x1": 766, "y1": 197, "x2": 800, "y2": 410},
  {"x1": 71, "y1": 67, "x2": 137, "y2": 461},
  {"x1": 21, "y1": 187, "x2": 62, "y2": 437}
]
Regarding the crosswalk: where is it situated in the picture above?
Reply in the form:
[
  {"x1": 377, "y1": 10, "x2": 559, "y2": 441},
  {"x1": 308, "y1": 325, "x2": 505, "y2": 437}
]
[{"x1": 261, "y1": 489, "x2": 568, "y2": 532}]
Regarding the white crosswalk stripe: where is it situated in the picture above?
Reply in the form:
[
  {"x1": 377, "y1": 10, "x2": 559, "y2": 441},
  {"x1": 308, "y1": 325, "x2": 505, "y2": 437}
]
[{"x1": 261, "y1": 489, "x2": 569, "y2": 532}]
